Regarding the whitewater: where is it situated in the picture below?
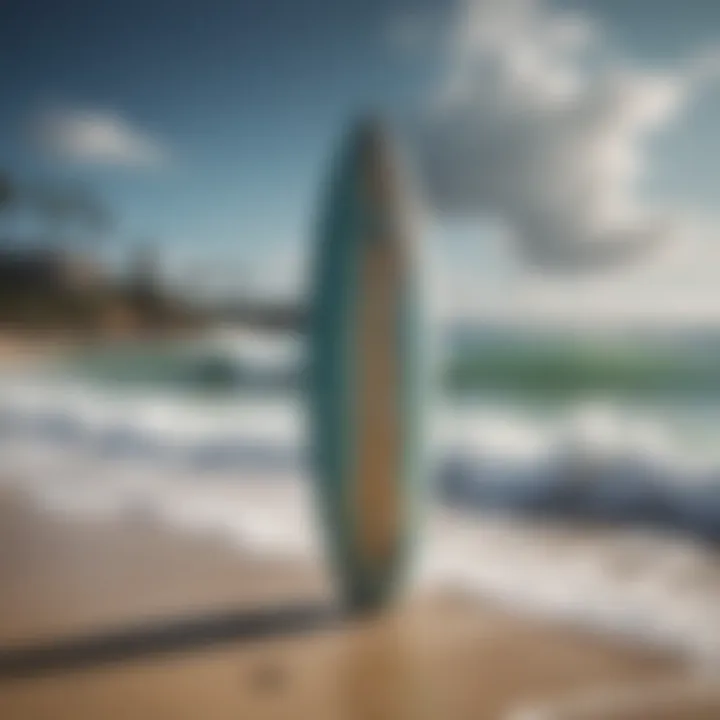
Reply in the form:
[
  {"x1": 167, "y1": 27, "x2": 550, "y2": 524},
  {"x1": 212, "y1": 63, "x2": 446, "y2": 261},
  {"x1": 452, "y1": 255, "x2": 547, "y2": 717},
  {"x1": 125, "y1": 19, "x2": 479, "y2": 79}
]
[{"x1": 1, "y1": 329, "x2": 720, "y2": 666}]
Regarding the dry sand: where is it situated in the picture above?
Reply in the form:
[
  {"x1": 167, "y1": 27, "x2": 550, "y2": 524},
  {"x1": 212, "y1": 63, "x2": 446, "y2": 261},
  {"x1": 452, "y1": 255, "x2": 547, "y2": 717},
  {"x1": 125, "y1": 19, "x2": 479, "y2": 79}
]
[{"x1": 0, "y1": 487, "x2": 714, "y2": 719}]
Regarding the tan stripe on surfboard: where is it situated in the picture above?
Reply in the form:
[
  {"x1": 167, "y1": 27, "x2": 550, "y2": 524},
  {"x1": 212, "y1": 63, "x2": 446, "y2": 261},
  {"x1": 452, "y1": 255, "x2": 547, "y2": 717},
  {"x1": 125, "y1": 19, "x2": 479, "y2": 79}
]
[{"x1": 354, "y1": 188, "x2": 402, "y2": 571}]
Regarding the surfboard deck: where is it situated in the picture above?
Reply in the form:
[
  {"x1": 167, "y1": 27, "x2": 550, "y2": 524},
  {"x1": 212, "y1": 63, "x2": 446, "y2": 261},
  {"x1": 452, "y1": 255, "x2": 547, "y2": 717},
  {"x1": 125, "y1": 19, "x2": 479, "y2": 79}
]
[{"x1": 309, "y1": 118, "x2": 424, "y2": 613}]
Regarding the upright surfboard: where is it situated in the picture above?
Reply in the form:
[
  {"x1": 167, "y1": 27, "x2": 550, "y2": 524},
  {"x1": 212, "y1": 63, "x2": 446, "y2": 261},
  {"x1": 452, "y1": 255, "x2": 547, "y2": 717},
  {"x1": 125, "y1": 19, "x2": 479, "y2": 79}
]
[{"x1": 309, "y1": 118, "x2": 424, "y2": 613}]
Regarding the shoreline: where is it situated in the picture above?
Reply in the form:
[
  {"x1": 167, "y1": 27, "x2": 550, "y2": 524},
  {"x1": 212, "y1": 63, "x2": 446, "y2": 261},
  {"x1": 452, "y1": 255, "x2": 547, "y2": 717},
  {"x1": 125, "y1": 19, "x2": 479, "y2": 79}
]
[
  {"x1": 3, "y1": 458, "x2": 720, "y2": 667},
  {"x1": 0, "y1": 325, "x2": 211, "y2": 369},
  {"x1": 0, "y1": 483, "x2": 705, "y2": 719}
]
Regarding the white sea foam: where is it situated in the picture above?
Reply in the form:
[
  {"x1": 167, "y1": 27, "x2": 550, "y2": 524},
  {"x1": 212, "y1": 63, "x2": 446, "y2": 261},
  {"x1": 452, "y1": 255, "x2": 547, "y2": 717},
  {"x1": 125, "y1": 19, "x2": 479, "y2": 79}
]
[{"x1": 2, "y1": 369, "x2": 720, "y2": 665}]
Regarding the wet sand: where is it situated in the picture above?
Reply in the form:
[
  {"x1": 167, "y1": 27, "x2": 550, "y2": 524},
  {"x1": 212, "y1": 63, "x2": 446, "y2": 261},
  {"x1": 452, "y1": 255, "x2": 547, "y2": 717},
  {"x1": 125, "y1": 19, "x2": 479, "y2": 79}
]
[{"x1": 0, "y1": 487, "x2": 710, "y2": 719}]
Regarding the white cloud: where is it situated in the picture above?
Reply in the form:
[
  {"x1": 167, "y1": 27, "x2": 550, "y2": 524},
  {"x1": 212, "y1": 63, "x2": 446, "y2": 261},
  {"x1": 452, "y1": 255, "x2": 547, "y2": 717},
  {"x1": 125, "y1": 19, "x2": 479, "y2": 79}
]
[
  {"x1": 416, "y1": 0, "x2": 720, "y2": 271},
  {"x1": 437, "y1": 210, "x2": 720, "y2": 325},
  {"x1": 35, "y1": 108, "x2": 168, "y2": 168}
]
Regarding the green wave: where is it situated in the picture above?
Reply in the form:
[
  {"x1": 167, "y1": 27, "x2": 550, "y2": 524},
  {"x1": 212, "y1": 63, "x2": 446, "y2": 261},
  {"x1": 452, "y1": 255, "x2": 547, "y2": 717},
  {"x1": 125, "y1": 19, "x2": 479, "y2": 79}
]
[{"x1": 445, "y1": 341, "x2": 720, "y2": 396}]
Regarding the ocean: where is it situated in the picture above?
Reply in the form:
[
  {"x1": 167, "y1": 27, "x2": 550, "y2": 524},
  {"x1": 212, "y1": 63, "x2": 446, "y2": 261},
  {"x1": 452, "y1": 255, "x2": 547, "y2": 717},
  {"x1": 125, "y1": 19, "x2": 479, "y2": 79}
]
[{"x1": 1, "y1": 325, "x2": 720, "y2": 664}]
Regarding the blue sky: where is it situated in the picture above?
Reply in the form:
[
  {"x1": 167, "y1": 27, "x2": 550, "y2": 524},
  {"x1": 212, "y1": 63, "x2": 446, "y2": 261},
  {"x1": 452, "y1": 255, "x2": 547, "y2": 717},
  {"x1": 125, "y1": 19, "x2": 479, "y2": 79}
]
[
  {"x1": 0, "y1": 0, "x2": 434, "y2": 290},
  {"x1": 2, "y1": 0, "x2": 720, "y2": 318}
]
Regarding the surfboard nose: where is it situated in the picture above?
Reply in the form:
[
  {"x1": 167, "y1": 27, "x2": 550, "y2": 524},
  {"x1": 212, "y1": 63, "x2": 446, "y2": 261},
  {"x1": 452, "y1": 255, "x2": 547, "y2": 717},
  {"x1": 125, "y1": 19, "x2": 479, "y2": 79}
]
[
  {"x1": 353, "y1": 116, "x2": 390, "y2": 149},
  {"x1": 351, "y1": 118, "x2": 410, "y2": 246},
  {"x1": 352, "y1": 117, "x2": 397, "y2": 182}
]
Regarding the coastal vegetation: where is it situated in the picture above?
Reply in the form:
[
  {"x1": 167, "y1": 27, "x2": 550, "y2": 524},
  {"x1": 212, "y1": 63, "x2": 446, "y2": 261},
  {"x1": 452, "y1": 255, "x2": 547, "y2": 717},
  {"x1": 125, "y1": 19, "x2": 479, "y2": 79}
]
[{"x1": 0, "y1": 170, "x2": 200, "y2": 337}]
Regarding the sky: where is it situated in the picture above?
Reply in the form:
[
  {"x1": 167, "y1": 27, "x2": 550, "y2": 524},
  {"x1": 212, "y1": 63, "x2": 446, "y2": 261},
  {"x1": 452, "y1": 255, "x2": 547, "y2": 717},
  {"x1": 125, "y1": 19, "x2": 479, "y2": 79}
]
[{"x1": 2, "y1": 0, "x2": 720, "y2": 322}]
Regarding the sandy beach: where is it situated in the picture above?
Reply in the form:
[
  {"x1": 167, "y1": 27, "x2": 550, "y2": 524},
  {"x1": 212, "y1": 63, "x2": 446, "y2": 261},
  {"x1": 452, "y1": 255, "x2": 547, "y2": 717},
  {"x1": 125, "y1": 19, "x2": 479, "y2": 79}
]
[
  {"x1": 2, "y1": 329, "x2": 720, "y2": 717},
  {"x1": 0, "y1": 485, "x2": 711, "y2": 720}
]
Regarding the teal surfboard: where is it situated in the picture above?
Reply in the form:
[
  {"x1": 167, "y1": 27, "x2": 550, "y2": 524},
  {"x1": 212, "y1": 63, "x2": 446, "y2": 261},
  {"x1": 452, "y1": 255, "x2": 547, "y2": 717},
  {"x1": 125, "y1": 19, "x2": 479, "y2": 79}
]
[{"x1": 309, "y1": 118, "x2": 424, "y2": 614}]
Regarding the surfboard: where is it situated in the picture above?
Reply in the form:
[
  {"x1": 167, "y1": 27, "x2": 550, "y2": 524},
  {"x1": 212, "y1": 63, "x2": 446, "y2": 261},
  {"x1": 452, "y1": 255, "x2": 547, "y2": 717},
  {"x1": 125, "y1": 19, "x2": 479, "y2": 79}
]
[{"x1": 309, "y1": 118, "x2": 424, "y2": 614}]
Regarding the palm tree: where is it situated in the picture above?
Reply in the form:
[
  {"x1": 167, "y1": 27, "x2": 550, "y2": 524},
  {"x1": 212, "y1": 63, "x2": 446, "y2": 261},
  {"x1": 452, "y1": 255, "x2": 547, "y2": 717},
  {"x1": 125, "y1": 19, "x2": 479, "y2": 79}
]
[
  {"x1": 0, "y1": 172, "x2": 28, "y2": 246},
  {"x1": 0, "y1": 173, "x2": 11, "y2": 210},
  {"x1": 72, "y1": 187, "x2": 112, "y2": 247},
  {"x1": 31, "y1": 183, "x2": 112, "y2": 250}
]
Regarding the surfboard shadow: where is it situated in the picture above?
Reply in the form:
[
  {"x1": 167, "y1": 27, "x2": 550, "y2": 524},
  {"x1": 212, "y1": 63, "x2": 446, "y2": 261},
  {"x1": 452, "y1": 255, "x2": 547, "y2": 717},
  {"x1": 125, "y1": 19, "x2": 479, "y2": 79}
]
[{"x1": 0, "y1": 601, "x2": 339, "y2": 681}]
